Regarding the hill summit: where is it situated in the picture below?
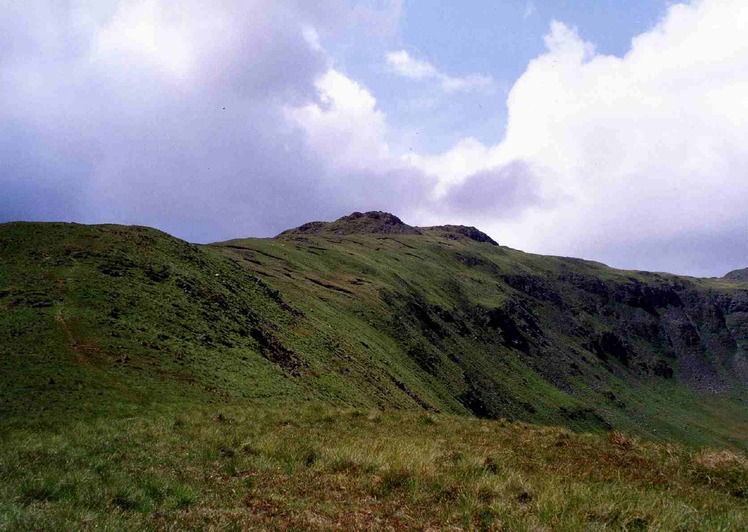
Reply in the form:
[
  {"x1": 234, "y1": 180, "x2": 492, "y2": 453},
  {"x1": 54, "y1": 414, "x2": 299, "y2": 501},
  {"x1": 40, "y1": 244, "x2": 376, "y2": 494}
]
[
  {"x1": 278, "y1": 210, "x2": 498, "y2": 245},
  {"x1": 279, "y1": 211, "x2": 421, "y2": 236}
]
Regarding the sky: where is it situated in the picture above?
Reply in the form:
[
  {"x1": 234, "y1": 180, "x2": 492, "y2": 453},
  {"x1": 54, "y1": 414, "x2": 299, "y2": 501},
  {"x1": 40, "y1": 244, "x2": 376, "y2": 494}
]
[{"x1": 1, "y1": 0, "x2": 746, "y2": 277}]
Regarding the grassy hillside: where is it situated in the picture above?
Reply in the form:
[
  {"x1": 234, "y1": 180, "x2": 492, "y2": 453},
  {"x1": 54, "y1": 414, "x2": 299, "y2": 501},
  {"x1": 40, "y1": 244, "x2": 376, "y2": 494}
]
[
  {"x1": 0, "y1": 222, "x2": 318, "y2": 425},
  {"x1": 217, "y1": 213, "x2": 748, "y2": 450},
  {"x1": 1, "y1": 215, "x2": 747, "y2": 528},
  {"x1": 1, "y1": 216, "x2": 747, "y2": 446}
]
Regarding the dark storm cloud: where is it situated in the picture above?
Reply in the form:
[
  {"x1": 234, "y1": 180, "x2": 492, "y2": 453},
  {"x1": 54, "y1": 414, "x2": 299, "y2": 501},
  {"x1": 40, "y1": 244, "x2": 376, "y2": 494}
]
[
  {"x1": 0, "y1": 124, "x2": 87, "y2": 222},
  {"x1": 0, "y1": 1, "x2": 422, "y2": 242}
]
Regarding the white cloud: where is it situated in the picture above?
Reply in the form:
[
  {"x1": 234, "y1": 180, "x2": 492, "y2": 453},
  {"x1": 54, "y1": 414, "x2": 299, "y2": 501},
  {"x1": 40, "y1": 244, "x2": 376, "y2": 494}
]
[
  {"x1": 0, "y1": 0, "x2": 414, "y2": 241},
  {"x1": 386, "y1": 50, "x2": 438, "y2": 79},
  {"x1": 2, "y1": 0, "x2": 745, "y2": 276},
  {"x1": 386, "y1": 50, "x2": 494, "y2": 93},
  {"x1": 282, "y1": 1, "x2": 747, "y2": 275},
  {"x1": 284, "y1": 67, "x2": 433, "y2": 214},
  {"x1": 285, "y1": 69, "x2": 390, "y2": 169},
  {"x1": 407, "y1": 1, "x2": 748, "y2": 275},
  {"x1": 404, "y1": 137, "x2": 493, "y2": 195},
  {"x1": 94, "y1": 0, "x2": 196, "y2": 80}
]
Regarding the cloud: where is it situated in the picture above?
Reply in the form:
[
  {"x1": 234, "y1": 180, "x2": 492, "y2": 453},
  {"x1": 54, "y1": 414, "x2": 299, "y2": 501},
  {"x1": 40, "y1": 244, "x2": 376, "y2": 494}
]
[
  {"x1": 410, "y1": 1, "x2": 748, "y2": 276},
  {"x1": 1, "y1": 0, "x2": 745, "y2": 276},
  {"x1": 439, "y1": 161, "x2": 546, "y2": 217},
  {"x1": 285, "y1": 68, "x2": 433, "y2": 212},
  {"x1": 386, "y1": 50, "x2": 438, "y2": 79},
  {"x1": 348, "y1": 0, "x2": 403, "y2": 36},
  {"x1": 584, "y1": 223, "x2": 748, "y2": 278},
  {"x1": 285, "y1": 69, "x2": 390, "y2": 168},
  {"x1": 386, "y1": 50, "x2": 494, "y2": 93},
  {"x1": 0, "y1": 0, "x2": 419, "y2": 241}
]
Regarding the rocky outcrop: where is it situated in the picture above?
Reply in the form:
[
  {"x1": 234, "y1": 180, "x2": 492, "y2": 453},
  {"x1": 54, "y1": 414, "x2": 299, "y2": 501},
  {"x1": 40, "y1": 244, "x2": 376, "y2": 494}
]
[
  {"x1": 277, "y1": 212, "x2": 500, "y2": 245},
  {"x1": 423, "y1": 225, "x2": 499, "y2": 245},
  {"x1": 278, "y1": 211, "x2": 422, "y2": 237}
]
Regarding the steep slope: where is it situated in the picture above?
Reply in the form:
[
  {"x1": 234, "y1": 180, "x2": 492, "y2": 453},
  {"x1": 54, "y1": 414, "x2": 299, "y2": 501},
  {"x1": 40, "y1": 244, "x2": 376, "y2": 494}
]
[
  {"x1": 1, "y1": 215, "x2": 747, "y2": 449},
  {"x1": 218, "y1": 212, "x2": 748, "y2": 448},
  {"x1": 0, "y1": 222, "x2": 319, "y2": 422},
  {"x1": 725, "y1": 268, "x2": 748, "y2": 282}
]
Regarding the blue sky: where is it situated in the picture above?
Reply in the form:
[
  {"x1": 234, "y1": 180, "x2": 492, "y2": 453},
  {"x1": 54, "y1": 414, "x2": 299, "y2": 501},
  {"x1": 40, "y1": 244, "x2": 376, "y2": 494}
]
[
  {"x1": 0, "y1": 0, "x2": 746, "y2": 276},
  {"x1": 329, "y1": 0, "x2": 670, "y2": 152}
]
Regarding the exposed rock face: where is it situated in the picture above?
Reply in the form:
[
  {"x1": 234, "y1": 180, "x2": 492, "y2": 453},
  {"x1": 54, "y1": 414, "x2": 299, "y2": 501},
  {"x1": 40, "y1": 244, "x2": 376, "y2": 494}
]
[
  {"x1": 340, "y1": 211, "x2": 404, "y2": 225},
  {"x1": 336, "y1": 211, "x2": 422, "y2": 234},
  {"x1": 379, "y1": 261, "x2": 747, "y2": 407},
  {"x1": 505, "y1": 272, "x2": 748, "y2": 393}
]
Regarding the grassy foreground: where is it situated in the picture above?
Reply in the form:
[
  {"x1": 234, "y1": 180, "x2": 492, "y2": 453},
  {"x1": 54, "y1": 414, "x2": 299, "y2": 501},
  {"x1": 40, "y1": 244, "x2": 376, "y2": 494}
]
[{"x1": 1, "y1": 403, "x2": 746, "y2": 531}]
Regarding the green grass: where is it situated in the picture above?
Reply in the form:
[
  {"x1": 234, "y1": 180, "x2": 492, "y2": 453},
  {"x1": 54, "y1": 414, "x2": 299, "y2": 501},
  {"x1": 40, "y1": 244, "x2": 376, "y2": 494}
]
[
  {"x1": 1, "y1": 403, "x2": 746, "y2": 530},
  {"x1": 1, "y1": 217, "x2": 747, "y2": 528},
  {"x1": 1, "y1": 220, "x2": 746, "y2": 447},
  {"x1": 212, "y1": 229, "x2": 748, "y2": 449}
]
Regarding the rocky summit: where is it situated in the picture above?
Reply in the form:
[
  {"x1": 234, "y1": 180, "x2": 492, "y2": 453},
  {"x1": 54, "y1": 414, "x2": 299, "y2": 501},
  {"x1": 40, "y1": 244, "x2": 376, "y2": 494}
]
[
  {"x1": 279, "y1": 210, "x2": 499, "y2": 245},
  {"x1": 279, "y1": 211, "x2": 422, "y2": 236}
]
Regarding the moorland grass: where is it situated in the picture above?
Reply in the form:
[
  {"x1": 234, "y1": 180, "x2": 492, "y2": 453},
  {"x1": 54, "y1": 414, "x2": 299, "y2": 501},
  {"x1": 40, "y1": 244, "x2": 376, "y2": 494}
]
[{"x1": 1, "y1": 403, "x2": 746, "y2": 531}]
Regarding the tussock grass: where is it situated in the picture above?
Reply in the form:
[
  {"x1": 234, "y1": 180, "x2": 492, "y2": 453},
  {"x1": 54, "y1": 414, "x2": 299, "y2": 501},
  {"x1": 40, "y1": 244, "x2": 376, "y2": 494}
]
[{"x1": 1, "y1": 403, "x2": 746, "y2": 530}]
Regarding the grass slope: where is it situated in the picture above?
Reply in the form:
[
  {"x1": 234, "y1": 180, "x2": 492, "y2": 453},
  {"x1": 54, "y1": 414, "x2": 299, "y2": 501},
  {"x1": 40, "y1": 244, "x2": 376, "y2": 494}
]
[
  {"x1": 216, "y1": 215, "x2": 748, "y2": 450},
  {"x1": 0, "y1": 222, "x2": 318, "y2": 425},
  {"x1": 1, "y1": 216, "x2": 747, "y2": 528},
  {"x1": 1, "y1": 219, "x2": 747, "y2": 446}
]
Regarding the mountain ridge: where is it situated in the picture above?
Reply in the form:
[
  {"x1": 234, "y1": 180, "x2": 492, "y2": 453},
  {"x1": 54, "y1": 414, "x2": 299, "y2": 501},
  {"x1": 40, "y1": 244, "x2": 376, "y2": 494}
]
[
  {"x1": 1, "y1": 216, "x2": 747, "y2": 450},
  {"x1": 277, "y1": 210, "x2": 499, "y2": 246}
]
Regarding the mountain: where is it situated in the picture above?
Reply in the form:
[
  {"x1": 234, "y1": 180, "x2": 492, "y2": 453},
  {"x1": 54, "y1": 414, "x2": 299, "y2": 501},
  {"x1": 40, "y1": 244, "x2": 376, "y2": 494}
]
[
  {"x1": 2, "y1": 213, "x2": 747, "y2": 529},
  {"x1": 2, "y1": 213, "x2": 746, "y2": 448},
  {"x1": 726, "y1": 268, "x2": 748, "y2": 282}
]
